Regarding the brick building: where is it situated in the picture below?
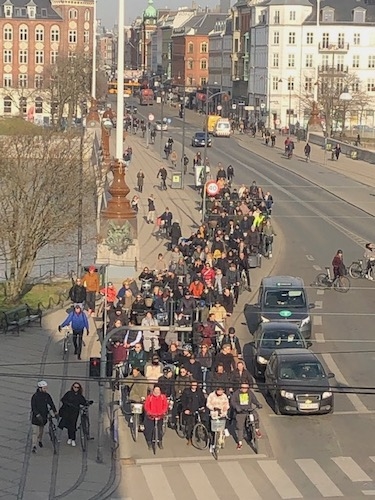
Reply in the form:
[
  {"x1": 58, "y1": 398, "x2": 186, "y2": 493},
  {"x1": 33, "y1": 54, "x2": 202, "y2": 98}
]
[{"x1": 0, "y1": 0, "x2": 94, "y2": 120}]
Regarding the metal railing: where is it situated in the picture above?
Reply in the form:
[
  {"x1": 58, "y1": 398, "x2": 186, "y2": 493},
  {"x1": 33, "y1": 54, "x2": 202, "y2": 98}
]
[{"x1": 0, "y1": 255, "x2": 77, "y2": 282}]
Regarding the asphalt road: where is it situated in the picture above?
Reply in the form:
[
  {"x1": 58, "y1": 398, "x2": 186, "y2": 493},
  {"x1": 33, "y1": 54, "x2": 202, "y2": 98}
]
[{"x1": 115, "y1": 98, "x2": 375, "y2": 499}]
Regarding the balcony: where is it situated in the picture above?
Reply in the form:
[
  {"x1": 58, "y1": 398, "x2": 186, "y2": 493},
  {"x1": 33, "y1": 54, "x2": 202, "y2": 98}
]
[
  {"x1": 318, "y1": 42, "x2": 349, "y2": 52},
  {"x1": 318, "y1": 65, "x2": 349, "y2": 74}
]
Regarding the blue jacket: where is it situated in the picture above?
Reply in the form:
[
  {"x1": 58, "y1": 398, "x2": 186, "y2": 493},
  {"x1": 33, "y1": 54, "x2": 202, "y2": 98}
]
[{"x1": 60, "y1": 311, "x2": 89, "y2": 332}]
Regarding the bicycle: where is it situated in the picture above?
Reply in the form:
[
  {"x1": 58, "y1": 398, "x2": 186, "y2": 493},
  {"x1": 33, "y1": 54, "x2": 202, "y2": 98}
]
[
  {"x1": 244, "y1": 409, "x2": 260, "y2": 454},
  {"x1": 77, "y1": 401, "x2": 93, "y2": 452},
  {"x1": 175, "y1": 406, "x2": 186, "y2": 439},
  {"x1": 238, "y1": 270, "x2": 248, "y2": 294},
  {"x1": 48, "y1": 411, "x2": 58, "y2": 455},
  {"x1": 129, "y1": 401, "x2": 144, "y2": 442},
  {"x1": 61, "y1": 327, "x2": 71, "y2": 360},
  {"x1": 191, "y1": 411, "x2": 209, "y2": 450},
  {"x1": 311, "y1": 267, "x2": 350, "y2": 293},
  {"x1": 210, "y1": 412, "x2": 227, "y2": 460},
  {"x1": 349, "y1": 259, "x2": 374, "y2": 280},
  {"x1": 162, "y1": 397, "x2": 174, "y2": 435},
  {"x1": 151, "y1": 417, "x2": 163, "y2": 455}
]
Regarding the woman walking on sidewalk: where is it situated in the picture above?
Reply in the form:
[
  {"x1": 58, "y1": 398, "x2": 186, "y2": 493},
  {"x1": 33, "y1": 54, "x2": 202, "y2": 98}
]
[
  {"x1": 137, "y1": 169, "x2": 145, "y2": 193},
  {"x1": 147, "y1": 194, "x2": 156, "y2": 224}
]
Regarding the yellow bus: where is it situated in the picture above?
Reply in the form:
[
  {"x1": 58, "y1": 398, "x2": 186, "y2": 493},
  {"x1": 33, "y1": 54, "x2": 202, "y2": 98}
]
[{"x1": 107, "y1": 81, "x2": 141, "y2": 95}]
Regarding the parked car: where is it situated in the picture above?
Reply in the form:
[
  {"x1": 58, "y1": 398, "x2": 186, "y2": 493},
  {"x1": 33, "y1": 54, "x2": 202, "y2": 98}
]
[
  {"x1": 154, "y1": 120, "x2": 168, "y2": 131},
  {"x1": 126, "y1": 105, "x2": 138, "y2": 114},
  {"x1": 191, "y1": 131, "x2": 212, "y2": 147}
]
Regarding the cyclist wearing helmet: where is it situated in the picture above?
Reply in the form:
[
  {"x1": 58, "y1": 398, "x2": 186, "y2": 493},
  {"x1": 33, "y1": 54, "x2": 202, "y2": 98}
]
[
  {"x1": 158, "y1": 366, "x2": 176, "y2": 399},
  {"x1": 179, "y1": 343, "x2": 193, "y2": 366},
  {"x1": 31, "y1": 381, "x2": 57, "y2": 453}
]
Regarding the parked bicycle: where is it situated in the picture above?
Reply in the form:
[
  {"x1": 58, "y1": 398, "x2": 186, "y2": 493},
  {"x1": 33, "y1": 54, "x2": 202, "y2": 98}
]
[
  {"x1": 77, "y1": 401, "x2": 93, "y2": 452},
  {"x1": 349, "y1": 259, "x2": 374, "y2": 280},
  {"x1": 311, "y1": 267, "x2": 350, "y2": 293}
]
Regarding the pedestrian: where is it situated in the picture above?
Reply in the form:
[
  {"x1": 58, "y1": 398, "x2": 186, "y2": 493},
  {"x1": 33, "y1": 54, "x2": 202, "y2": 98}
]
[
  {"x1": 131, "y1": 195, "x2": 139, "y2": 213},
  {"x1": 304, "y1": 142, "x2": 311, "y2": 162},
  {"x1": 58, "y1": 382, "x2": 90, "y2": 447},
  {"x1": 81, "y1": 265, "x2": 99, "y2": 316},
  {"x1": 144, "y1": 385, "x2": 169, "y2": 450},
  {"x1": 68, "y1": 277, "x2": 86, "y2": 308},
  {"x1": 157, "y1": 166, "x2": 168, "y2": 190},
  {"x1": 147, "y1": 194, "x2": 156, "y2": 224},
  {"x1": 170, "y1": 220, "x2": 182, "y2": 248},
  {"x1": 227, "y1": 164, "x2": 234, "y2": 183},
  {"x1": 137, "y1": 169, "x2": 145, "y2": 192},
  {"x1": 334, "y1": 143, "x2": 341, "y2": 160},
  {"x1": 31, "y1": 381, "x2": 58, "y2": 453},
  {"x1": 58, "y1": 304, "x2": 89, "y2": 360},
  {"x1": 356, "y1": 134, "x2": 361, "y2": 146}
]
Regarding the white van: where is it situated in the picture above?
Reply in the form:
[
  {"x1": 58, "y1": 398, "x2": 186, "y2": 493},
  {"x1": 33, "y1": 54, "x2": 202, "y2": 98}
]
[{"x1": 213, "y1": 118, "x2": 231, "y2": 137}]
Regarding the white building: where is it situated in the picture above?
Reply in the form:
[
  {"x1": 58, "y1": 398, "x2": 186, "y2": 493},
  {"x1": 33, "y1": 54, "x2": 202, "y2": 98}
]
[{"x1": 247, "y1": 0, "x2": 375, "y2": 130}]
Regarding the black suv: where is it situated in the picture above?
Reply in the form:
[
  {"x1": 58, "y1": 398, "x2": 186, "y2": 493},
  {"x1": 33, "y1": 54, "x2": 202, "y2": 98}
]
[{"x1": 244, "y1": 276, "x2": 314, "y2": 338}]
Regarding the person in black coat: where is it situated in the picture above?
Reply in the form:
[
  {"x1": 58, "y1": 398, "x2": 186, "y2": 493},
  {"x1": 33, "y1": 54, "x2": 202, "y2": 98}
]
[
  {"x1": 170, "y1": 221, "x2": 182, "y2": 248},
  {"x1": 158, "y1": 367, "x2": 176, "y2": 399},
  {"x1": 180, "y1": 380, "x2": 207, "y2": 444},
  {"x1": 31, "y1": 381, "x2": 57, "y2": 453},
  {"x1": 58, "y1": 382, "x2": 89, "y2": 446},
  {"x1": 69, "y1": 278, "x2": 87, "y2": 306}
]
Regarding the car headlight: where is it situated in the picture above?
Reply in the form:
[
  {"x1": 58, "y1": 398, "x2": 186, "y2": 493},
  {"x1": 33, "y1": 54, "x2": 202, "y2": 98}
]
[
  {"x1": 260, "y1": 316, "x2": 270, "y2": 323},
  {"x1": 257, "y1": 356, "x2": 268, "y2": 365},
  {"x1": 301, "y1": 316, "x2": 311, "y2": 327},
  {"x1": 322, "y1": 391, "x2": 332, "y2": 399},
  {"x1": 280, "y1": 390, "x2": 294, "y2": 400}
]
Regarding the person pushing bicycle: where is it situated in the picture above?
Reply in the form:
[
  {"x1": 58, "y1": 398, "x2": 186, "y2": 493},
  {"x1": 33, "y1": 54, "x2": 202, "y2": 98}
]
[{"x1": 30, "y1": 381, "x2": 57, "y2": 454}]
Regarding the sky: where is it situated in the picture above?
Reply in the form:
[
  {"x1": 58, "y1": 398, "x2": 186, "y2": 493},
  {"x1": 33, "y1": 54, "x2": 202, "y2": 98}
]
[{"x1": 97, "y1": 0, "x2": 219, "y2": 29}]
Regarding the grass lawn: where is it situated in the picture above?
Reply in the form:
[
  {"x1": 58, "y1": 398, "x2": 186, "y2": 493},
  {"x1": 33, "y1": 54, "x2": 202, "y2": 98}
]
[{"x1": 0, "y1": 282, "x2": 71, "y2": 312}]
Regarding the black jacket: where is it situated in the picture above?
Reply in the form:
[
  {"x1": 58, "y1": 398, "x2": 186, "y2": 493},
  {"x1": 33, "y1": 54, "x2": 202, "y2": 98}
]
[
  {"x1": 213, "y1": 352, "x2": 235, "y2": 374},
  {"x1": 69, "y1": 285, "x2": 86, "y2": 304},
  {"x1": 230, "y1": 368, "x2": 253, "y2": 391},
  {"x1": 186, "y1": 360, "x2": 203, "y2": 382},
  {"x1": 59, "y1": 390, "x2": 87, "y2": 426},
  {"x1": 207, "y1": 371, "x2": 231, "y2": 393},
  {"x1": 158, "y1": 375, "x2": 176, "y2": 398},
  {"x1": 31, "y1": 390, "x2": 57, "y2": 426},
  {"x1": 180, "y1": 387, "x2": 206, "y2": 413}
]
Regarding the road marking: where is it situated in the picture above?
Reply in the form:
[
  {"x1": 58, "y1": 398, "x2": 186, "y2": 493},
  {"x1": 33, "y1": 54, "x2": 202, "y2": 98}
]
[
  {"x1": 315, "y1": 301, "x2": 323, "y2": 309},
  {"x1": 219, "y1": 461, "x2": 262, "y2": 499},
  {"x1": 313, "y1": 315, "x2": 322, "y2": 326},
  {"x1": 314, "y1": 333, "x2": 325, "y2": 343},
  {"x1": 141, "y1": 464, "x2": 176, "y2": 500},
  {"x1": 306, "y1": 255, "x2": 315, "y2": 261},
  {"x1": 180, "y1": 463, "x2": 220, "y2": 500},
  {"x1": 135, "y1": 454, "x2": 267, "y2": 464},
  {"x1": 316, "y1": 289, "x2": 325, "y2": 295},
  {"x1": 296, "y1": 458, "x2": 343, "y2": 497},
  {"x1": 313, "y1": 264, "x2": 322, "y2": 271},
  {"x1": 258, "y1": 460, "x2": 303, "y2": 499},
  {"x1": 269, "y1": 409, "x2": 375, "y2": 416},
  {"x1": 362, "y1": 490, "x2": 375, "y2": 496},
  {"x1": 332, "y1": 456, "x2": 372, "y2": 481},
  {"x1": 322, "y1": 353, "x2": 369, "y2": 413}
]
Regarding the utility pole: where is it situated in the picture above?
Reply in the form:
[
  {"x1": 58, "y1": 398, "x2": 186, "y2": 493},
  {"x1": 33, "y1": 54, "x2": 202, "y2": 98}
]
[
  {"x1": 115, "y1": 0, "x2": 125, "y2": 162},
  {"x1": 181, "y1": 85, "x2": 186, "y2": 180},
  {"x1": 160, "y1": 90, "x2": 165, "y2": 158},
  {"x1": 201, "y1": 86, "x2": 209, "y2": 224},
  {"x1": 77, "y1": 119, "x2": 84, "y2": 277}
]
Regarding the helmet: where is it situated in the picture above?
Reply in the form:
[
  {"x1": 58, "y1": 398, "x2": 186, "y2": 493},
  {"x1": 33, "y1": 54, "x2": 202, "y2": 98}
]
[
  {"x1": 182, "y1": 343, "x2": 193, "y2": 353},
  {"x1": 163, "y1": 365, "x2": 173, "y2": 374},
  {"x1": 37, "y1": 380, "x2": 48, "y2": 388}
]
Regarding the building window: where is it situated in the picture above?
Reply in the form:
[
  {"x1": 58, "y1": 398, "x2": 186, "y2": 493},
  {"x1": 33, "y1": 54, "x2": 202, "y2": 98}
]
[
  {"x1": 322, "y1": 8, "x2": 334, "y2": 22},
  {"x1": 41, "y1": 8, "x2": 47, "y2": 18},
  {"x1": 50, "y1": 51, "x2": 58, "y2": 64},
  {"x1": 336, "y1": 55, "x2": 344, "y2": 71},
  {"x1": 3, "y1": 75, "x2": 12, "y2": 88},
  {"x1": 354, "y1": 33, "x2": 360, "y2": 45},
  {"x1": 306, "y1": 32, "x2": 313, "y2": 44},
  {"x1": 188, "y1": 42, "x2": 193, "y2": 53},
  {"x1": 274, "y1": 10, "x2": 280, "y2": 24},
  {"x1": 35, "y1": 50, "x2": 44, "y2": 64},
  {"x1": 200, "y1": 77, "x2": 207, "y2": 85},
  {"x1": 305, "y1": 77, "x2": 313, "y2": 92},
  {"x1": 288, "y1": 78, "x2": 294, "y2": 91},
  {"x1": 4, "y1": 6, "x2": 12, "y2": 18},
  {"x1": 273, "y1": 31, "x2": 279, "y2": 44},
  {"x1": 28, "y1": 6, "x2": 36, "y2": 18},
  {"x1": 272, "y1": 76, "x2": 279, "y2": 90},
  {"x1": 288, "y1": 32, "x2": 295, "y2": 44},
  {"x1": 35, "y1": 27, "x2": 44, "y2": 42},
  {"x1": 35, "y1": 97, "x2": 43, "y2": 113},
  {"x1": 290, "y1": 11, "x2": 296, "y2": 21},
  {"x1": 3, "y1": 26, "x2": 13, "y2": 41},
  {"x1": 305, "y1": 54, "x2": 313, "y2": 68},
  {"x1": 3, "y1": 96, "x2": 12, "y2": 113},
  {"x1": 322, "y1": 33, "x2": 329, "y2": 48},
  {"x1": 352, "y1": 82, "x2": 359, "y2": 92},
  {"x1": 200, "y1": 58, "x2": 207, "y2": 70},
  {"x1": 3, "y1": 50, "x2": 12, "y2": 63},
  {"x1": 353, "y1": 9, "x2": 365, "y2": 23},
  {"x1": 35, "y1": 75, "x2": 43, "y2": 89},
  {"x1": 352, "y1": 55, "x2": 360, "y2": 68},
  {"x1": 69, "y1": 30, "x2": 77, "y2": 43},
  {"x1": 19, "y1": 74, "x2": 28, "y2": 88},
  {"x1": 369, "y1": 56, "x2": 375, "y2": 68},
  {"x1": 19, "y1": 26, "x2": 28, "y2": 41},
  {"x1": 200, "y1": 42, "x2": 207, "y2": 53},
  {"x1": 69, "y1": 8, "x2": 78, "y2": 19},
  {"x1": 84, "y1": 30, "x2": 89, "y2": 44},
  {"x1": 338, "y1": 33, "x2": 345, "y2": 48},
  {"x1": 68, "y1": 51, "x2": 76, "y2": 61},
  {"x1": 187, "y1": 59, "x2": 193, "y2": 70},
  {"x1": 51, "y1": 27, "x2": 60, "y2": 42},
  {"x1": 367, "y1": 79, "x2": 375, "y2": 92},
  {"x1": 19, "y1": 97, "x2": 27, "y2": 113},
  {"x1": 84, "y1": 9, "x2": 90, "y2": 21},
  {"x1": 19, "y1": 50, "x2": 27, "y2": 64},
  {"x1": 288, "y1": 54, "x2": 295, "y2": 67},
  {"x1": 187, "y1": 77, "x2": 193, "y2": 85},
  {"x1": 234, "y1": 38, "x2": 238, "y2": 52},
  {"x1": 272, "y1": 53, "x2": 279, "y2": 67}
]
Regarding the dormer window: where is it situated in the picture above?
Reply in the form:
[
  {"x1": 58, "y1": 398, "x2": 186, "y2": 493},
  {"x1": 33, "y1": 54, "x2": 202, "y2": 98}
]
[
  {"x1": 4, "y1": 6, "x2": 13, "y2": 18},
  {"x1": 28, "y1": 6, "x2": 36, "y2": 18},
  {"x1": 322, "y1": 7, "x2": 334, "y2": 22},
  {"x1": 353, "y1": 7, "x2": 366, "y2": 23}
]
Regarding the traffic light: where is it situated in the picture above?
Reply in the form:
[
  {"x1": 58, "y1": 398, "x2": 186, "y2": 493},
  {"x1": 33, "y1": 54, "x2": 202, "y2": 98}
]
[{"x1": 89, "y1": 357, "x2": 101, "y2": 378}]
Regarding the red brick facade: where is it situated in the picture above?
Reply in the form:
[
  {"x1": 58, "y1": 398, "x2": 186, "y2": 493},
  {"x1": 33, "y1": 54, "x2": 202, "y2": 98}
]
[{"x1": 172, "y1": 34, "x2": 209, "y2": 87}]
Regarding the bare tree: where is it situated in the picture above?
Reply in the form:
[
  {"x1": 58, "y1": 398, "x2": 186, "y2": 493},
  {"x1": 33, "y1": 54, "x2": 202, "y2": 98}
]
[
  {"x1": 96, "y1": 69, "x2": 109, "y2": 101},
  {"x1": 0, "y1": 131, "x2": 95, "y2": 302}
]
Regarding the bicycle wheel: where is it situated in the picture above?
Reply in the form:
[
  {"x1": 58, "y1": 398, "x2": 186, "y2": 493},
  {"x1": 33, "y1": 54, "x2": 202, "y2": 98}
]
[
  {"x1": 152, "y1": 422, "x2": 157, "y2": 455},
  {"x1": 192, "y1": 423, "x2": 209, "y2": 450},
  {"x1": 49, "y1": 421, "x2": 58, "y2": 455},
  {"x1": 349, "y1": 262, "x2": 362, "y2": 279},
  {"x1": 211, "y1": 433, "x2": 219, "y2": 460},
  {"x1": 175, "y1": 414, "x2": 185, "y2": 439},
  {"x1": 79, "y1": 423, "x2": 87, "y2": 452},
  {"x1": 312, "y1": 273, "x2": 329, "y2": 289},
  {"x1": 250, "y1": 424, "x2": 259, "y2": 454},
  {"x1": 131, "y1": 414, "x2": 139, "y2": 442},
  {"x1": 62, "y1": 337, "x2": 68, "y2": 360},
  {"x1": 334, "y1": 276, "x2": 350, "y2": 293}
]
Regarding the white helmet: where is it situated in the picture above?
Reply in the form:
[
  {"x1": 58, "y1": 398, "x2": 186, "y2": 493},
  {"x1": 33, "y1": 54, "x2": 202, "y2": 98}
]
[{"x1": 37, "y1": 380, "x2": 48, "y2": 388}]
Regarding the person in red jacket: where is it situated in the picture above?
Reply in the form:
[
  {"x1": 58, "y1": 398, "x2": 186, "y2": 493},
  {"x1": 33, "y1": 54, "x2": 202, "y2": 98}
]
[
  {"x1": 100, "y1": 282, "x2": 117, "y2": 307},
  {"x1": 201, "y1": 263, "x2": 215, "y2": 284},
  {"x1": 144, "y1": 385, "x2": 168, "y2": 450}
]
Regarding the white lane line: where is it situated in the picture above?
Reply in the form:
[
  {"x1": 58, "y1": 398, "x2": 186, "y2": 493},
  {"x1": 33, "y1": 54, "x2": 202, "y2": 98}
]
[
  {"x1": 306, "y1": 255, "x2": 315, "y2": 261},
  {"x1": 315, "y1": 301, "x2": 323, "y2": 309},
  {"x1": 317, "y1": 289, "x2": 325, "y2": 295},
  {"x1": 314, "y1": 333, "x2": 325, "y2": 343},
  {"x1": 219, "y1": 461, "x2": 262, "y2": 500},
  {"x1": 136, "y1": 454, "x2": 267, "y2": 464},
  {"x1": 141, "y1": 464, "x2": 176, "y2": 500},
  {"x1": 296, "y1": 458, "x2": 343, "y2": 497},
  {"x1": 362, "y1": 490, "x2": 375, "y2": 496},
  {"x1": 313, "y1": 315, "x2": 322, "y2": 326},
  {"x1": 258, "y1": 460, "x2": 302, "y2": 499},
  {"x1": 313, "y1": 264, "x2": 322, "y2": 271},
  {"x1": 180, "y1": 463, "x2": 220, "y2": 500},
  {"x1": 321, "y1": 353, "x2": 369, "y2": 413},
  {"x1": 332, "y1": 457, "x2": 372, "y2": 482}
]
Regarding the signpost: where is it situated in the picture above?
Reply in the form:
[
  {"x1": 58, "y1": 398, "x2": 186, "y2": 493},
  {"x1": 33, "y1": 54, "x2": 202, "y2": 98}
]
[{"x1": 206, "y1": 181, "x2": 219, "y2": 197}]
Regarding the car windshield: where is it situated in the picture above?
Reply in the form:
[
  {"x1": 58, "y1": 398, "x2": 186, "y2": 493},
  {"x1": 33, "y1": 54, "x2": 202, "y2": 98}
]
[
  {"x1": 195, "y1": 133, "x2": 205, "y2": 138},
  {"x1": 260, "y1": 330, "x2": 305, "y2": 349},
  {"x1": 264, "y1": 289, "x2": 306, "y2": 308},
  {"x1": 279, "y1": 361, "x2": 326, "y2": 380}
]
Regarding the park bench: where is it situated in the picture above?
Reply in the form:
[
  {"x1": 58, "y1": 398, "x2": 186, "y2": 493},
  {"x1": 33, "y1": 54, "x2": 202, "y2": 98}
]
[{"x1": 1, "y1": 304, "x2": 42, "y2": 335}]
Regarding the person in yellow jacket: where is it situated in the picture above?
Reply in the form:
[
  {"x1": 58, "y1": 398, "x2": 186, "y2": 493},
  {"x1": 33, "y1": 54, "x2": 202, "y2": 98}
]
[
  {"x1": 82, "y1": 266, "x2": 99, "y2": 315},
  {"x1": 253, "y1": 208, "x2": 265, "y2": 228}
]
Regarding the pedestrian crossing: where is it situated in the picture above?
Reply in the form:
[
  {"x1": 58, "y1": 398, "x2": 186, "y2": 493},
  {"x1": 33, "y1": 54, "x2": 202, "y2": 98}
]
[{"x1": 120, "y1": 455, "x2": 375, "y2": 499}]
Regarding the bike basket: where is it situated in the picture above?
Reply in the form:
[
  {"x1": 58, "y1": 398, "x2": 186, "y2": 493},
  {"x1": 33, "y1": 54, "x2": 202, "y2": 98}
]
[
  {"x1": 131, "y1": 403, "x2": 143, "y2": 414},
  {"x1": 211, "y1": 418, "x2": 226, "y2": 432}
]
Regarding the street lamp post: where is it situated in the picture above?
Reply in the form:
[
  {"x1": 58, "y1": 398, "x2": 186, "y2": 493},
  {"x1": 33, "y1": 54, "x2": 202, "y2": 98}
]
[
  {"x1": 181, "y1": 85, "x2": 186, "y2": 178},
  {"x1": 201, "y1": 86, "x2": 210, "y2": 224},
  {"x1": 115, "y1": 0, "x2": 125, "y2": 162}
]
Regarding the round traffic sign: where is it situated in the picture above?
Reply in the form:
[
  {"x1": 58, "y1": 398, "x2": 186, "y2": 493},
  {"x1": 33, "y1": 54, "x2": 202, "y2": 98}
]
[
  {"x1": 260, "y1": 103, "x2": 266, "y2": 109},
  {"x1": 167, "y1": 118, "x2": 172, "y2": 124},
  {"x1": 206, "y1": 181, "x2": 219, "y2": 196},
  {"x1": 232, "y1": 104, "x2": 237, "y2": 109},
  {"x1": 275, "y1": 119, "x2": 280, "y2": 125},
  {"x1": 217, "y1": 105, "x2": 222, "y2": 111},
  {"x1": 148, "y1": 113, "x2": 155, "y2": 122}
]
